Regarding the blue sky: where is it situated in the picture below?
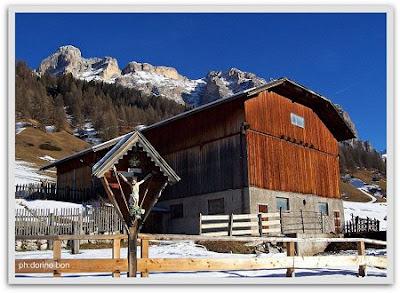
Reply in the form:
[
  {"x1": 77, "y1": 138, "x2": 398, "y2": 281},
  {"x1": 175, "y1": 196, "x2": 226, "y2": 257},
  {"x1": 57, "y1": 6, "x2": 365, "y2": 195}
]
[{"x1": 16, "y1": 13, "x2": 387, "y2": 151}]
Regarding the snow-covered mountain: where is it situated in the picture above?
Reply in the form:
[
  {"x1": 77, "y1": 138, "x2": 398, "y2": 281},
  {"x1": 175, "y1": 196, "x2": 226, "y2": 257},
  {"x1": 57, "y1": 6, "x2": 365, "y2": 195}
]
[{"x1": 38, "y1": 45, "x2": 266, "y2": 106}]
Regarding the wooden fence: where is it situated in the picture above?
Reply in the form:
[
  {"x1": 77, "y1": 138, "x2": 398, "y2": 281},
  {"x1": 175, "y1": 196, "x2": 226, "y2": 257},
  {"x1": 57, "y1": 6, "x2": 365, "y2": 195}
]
[
  {"x1": 14, "y1": 233, "x2": 387, "y2": 278},
  {"x1": 15, "y1": 206, "x2": 124, "y2": 237},
  {"x1": 200, "y1": 212, "x2": 281, "y2": 236},
  {"x1": 344, "y1": 215, "x2": 380, "y2": 234},
  {"x1": 280, "y1": 210, "x2": 330, "y2": 234},
  {"x1": 15, "y1": 183, "x2": 105, "y2": 203}
]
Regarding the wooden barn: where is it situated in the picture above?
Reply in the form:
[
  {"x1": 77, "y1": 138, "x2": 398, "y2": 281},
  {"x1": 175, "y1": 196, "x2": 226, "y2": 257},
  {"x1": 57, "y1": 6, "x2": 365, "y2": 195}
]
[{"x1": 42, "y1": 78, "x2": 355, "y2": 235}]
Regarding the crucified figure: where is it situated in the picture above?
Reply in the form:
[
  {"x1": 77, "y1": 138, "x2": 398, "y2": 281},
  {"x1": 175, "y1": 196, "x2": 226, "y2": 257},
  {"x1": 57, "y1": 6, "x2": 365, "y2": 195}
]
[{"x1": 118, "y1": 172, "x2": 152, "y2": 219}]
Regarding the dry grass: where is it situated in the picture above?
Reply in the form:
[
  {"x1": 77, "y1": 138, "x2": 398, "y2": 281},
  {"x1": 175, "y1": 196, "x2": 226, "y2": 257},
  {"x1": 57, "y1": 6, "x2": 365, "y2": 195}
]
[
  {"x1": 15, "y1": 127, "x2": 90, "y2": 168},
  {"x1": 195, "y1": 241, "x2": 256, "y2": 254},
  {"x1": 352, "y1": 169, "x2": 387, "y2": 193},
  {"x1": 340, "y1": 181, "x2": 371, "y2": 202}
]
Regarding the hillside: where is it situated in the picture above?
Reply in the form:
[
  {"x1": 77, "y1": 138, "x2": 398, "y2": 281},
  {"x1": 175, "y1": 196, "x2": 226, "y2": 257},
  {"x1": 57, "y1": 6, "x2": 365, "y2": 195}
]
[{"x1": 15, "y1": 125, "x2": 90, "y2": 168}]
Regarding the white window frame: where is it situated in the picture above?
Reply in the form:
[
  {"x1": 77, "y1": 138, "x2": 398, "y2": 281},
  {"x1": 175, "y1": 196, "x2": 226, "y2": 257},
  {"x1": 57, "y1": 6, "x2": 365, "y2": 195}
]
[{"x1": 290, "y1": 113, "x2": 305, "y2": 128}]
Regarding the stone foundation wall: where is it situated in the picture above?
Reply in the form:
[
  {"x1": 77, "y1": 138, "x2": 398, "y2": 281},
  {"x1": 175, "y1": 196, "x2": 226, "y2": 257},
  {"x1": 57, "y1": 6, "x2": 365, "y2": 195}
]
[{"x1": 248, "y1": 187, "x2": 344, "y2": 234}]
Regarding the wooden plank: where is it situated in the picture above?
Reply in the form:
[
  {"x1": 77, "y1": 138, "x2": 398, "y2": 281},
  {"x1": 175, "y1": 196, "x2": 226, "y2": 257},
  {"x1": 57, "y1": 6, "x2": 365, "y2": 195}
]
[
  {"x1": 259, "y1": 212, "x2": 280, "y2": 218},
  {"x1": 365, "y1": 256, "x2": 387, "y2": 269},
  {"x1": 201, "y1": 215, "x2": 230, "y2": 221},
  {"x1": 138, "y1": 258, "x2": 293, "y2": 272},
  {"x1": 261, "y1": 228, "x2": 282, "y2": 233},
  {"x1": 201, "y1": 231, "x2": 229, "y2": 237},
  {"x1": 261, "y1": 220, "x2": 281, "y2": 226},
  {"x1": 15, "y1": 259, "x2": 128, "y2": 274},
  {"x1": 53, "y1": 240, "x2": 61, "y2": 277},
  {"x1": 201, "y1": 222, "x2": 230, "y2": 229},
  {"x1": 231, "y1": 230, "x2": 257, "y2": 236},
  {"x1": 232, "y1": 221, "x2": 259, "y2": 228}
]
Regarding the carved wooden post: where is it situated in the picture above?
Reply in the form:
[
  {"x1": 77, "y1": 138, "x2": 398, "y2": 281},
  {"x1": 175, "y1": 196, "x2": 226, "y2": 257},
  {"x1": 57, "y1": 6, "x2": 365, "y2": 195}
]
[
  {"x1": 141, "y1": 238, "x2": 149, "y2": 277},
  {"x1": 127, "y1": 223, "x2": 138, "y2": 278},
  {"x1": 112, "y1": 237, "x2": 121, "y2": 278},
  {"x1": 357, "y1": 240, "x2": 366, "y2": 277},
  {"x1": 286, "y1": 241, "x2": 295, "y2": 277},
  {"x1": 53, "y1": 239, "x2": 61, "y2": 277}
]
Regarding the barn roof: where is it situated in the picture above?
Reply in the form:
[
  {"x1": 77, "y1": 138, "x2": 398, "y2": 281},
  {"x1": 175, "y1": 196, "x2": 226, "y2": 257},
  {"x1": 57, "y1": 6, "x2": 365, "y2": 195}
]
[
  {"x1": 41, "y1": 77, "x2": 355, "y2": 170},
  {"x1": 91, "y1": 131, "x2": 180, "y2": 184}
]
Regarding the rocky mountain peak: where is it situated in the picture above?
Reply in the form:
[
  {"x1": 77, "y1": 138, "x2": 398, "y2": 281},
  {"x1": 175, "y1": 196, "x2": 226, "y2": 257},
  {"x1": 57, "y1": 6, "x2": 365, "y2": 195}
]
[
  {"x1": 38, "y1": 45, "x2": 121, "y2": 82},
  {"x1": 122, "y1": 61, "x2": 184, "y2": 81}
]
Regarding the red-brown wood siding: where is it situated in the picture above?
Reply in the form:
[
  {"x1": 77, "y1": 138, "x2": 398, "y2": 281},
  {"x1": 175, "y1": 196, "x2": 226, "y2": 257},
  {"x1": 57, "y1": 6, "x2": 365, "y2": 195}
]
[
  {"x1": 245, "y1": 91, "x2": 338, "y2": 155},
  {"x1": 245, "y1": 91, "x2": 340, "y2": 198}
]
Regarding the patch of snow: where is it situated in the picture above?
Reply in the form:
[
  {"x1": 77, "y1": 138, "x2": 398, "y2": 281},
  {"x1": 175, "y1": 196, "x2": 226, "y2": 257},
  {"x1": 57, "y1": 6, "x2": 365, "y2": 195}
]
[
  {"x1": 15, "y1": 198, "x2": 87, "y2": 212},
  {"x1": 73, "y1": 120, "x2": 102, "y2": 145},
  {"x1": 45, "y1": 125, "x2": 56, "y2": 133},
  {"x1": 343, "y1": 201, "x2": 387, "y2": 230},
  {"x1": 15, "y1": 122, "x2": 31, "y2": 134},
  {"x1": 39, "y1": 155, "x2": 56, "y2": 162},
  {"x1": 14, "y1": 160, "x2": 55, "y2": 185}
]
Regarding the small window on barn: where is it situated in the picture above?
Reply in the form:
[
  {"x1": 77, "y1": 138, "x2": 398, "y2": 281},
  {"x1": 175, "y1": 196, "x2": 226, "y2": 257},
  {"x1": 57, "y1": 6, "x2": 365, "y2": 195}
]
[
  {"x1": 290, "y1": 113, "x2": 305, "y2": 128},
  {"x1": 170, "y1": 204, "x2": 183, "y2": 219},
  {"x1": 208, "y1": 198, "x2": 225, "y2": 215},
  {"x1": 318, "y1": 202, "x2": 329, "y2": 216},
  {"x1": 276, "y1": 197, "x2": 289, "y2": 212}
]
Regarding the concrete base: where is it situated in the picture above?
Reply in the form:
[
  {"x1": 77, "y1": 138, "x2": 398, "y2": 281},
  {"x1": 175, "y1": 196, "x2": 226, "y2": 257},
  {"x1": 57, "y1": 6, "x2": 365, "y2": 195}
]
[
  {"x1": 249, "y1": 187, "x2": 344, "y2": 234},
  {"x1": 287, "y1": 233, "x2": 342, "y2": 256}
]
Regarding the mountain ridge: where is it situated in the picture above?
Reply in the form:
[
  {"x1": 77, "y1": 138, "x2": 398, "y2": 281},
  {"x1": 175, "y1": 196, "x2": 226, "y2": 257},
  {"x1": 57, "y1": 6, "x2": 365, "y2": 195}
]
[{"x1": 38, "y1": 45, "x2": 267, "y2": 106}]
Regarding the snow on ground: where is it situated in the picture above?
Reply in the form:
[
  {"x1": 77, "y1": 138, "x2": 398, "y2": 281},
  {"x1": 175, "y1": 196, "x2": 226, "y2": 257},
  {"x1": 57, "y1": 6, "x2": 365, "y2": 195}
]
[
  {"x1": 343, "y1": 201, "x2": 387, "y2": 230},
  {"x1": 15, "y1": 198, "x2": 87, "y2": 211},
  {"x1": 39, "y1": 155, "x2": 56, "y2": 162},
  {"x1": 15, "y1": 241, "x2": 387, "y2": 279},
  {"x1": 15, "y1": 122, "x2": 27, "y2": 134},
  {"x1": 15, "y1": 160, "x2": 55, "y2": 185}
]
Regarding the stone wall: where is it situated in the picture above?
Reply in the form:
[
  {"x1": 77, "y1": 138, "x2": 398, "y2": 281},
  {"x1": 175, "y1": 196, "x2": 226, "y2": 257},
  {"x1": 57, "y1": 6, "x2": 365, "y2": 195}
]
[{"x1": 248, "y1": 187, "x2": 344, "y2": 234}]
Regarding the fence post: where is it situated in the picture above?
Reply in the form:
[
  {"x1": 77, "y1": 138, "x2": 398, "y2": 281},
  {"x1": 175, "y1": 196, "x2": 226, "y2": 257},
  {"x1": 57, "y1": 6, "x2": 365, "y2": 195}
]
[
  {"x1": 199, "y1": 213, "x2": 202, "y2": 235},
  {"x1": 112, "y1": 238, "x2": 121, "y2": 278},
  {"x1": 228, "y1": 213, "x2": 234, "y2": 236},
  {"x1": 357, "y1": 240, "x2": 366, "y2": 277},
  {"x1": 366, "y1": 217, "x2": 370, "y2": 232},
  {"x1": 258, "y1": 213, "x2": 263, "y2": 237},
  {"x1": 280, "y1": 207, "x2": 283, "y2": 234},
  {"x1": 48, "y1": 213, "x2": 55, "y2": 250},
  {"x1": 300, "y1": 210, "x2": 305, "y2": 233},
  {"x1": 286, "y1": 241, "x2": 295, "y2": 277},
  {"x1": 53, "y1": 239, "x2": 61, "y2": 277},
  {"x1": 320, "y1": 211, "x2": 324, "y2": 233},
  {"x1": 377, "y1": 220, "x2": 380, "y2": 232},
  {"x1": 141, "y1": 239, "x2": 149, "y2": 278},
  {"x1": 71, "y1": 221, "x2": 80, "y2": 254}
]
